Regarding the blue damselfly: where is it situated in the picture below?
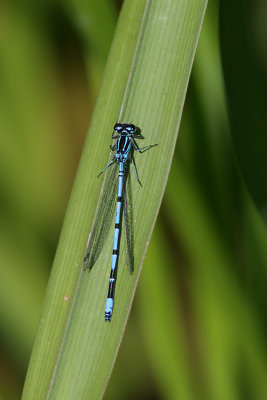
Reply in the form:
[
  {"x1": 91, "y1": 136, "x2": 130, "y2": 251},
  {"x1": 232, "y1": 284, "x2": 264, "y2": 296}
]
[{"x1": 83, "y1": 123, "x2": 157, "y2": 321}]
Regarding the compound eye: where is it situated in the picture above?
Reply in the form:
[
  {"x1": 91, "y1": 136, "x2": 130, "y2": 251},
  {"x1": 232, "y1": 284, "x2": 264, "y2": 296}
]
[
  {"x1": 114, "y1": 123, "x2": 122, "y2": 132},
  {"x1": 126, "y1": 124, "x2": 136, "y2": 132}
]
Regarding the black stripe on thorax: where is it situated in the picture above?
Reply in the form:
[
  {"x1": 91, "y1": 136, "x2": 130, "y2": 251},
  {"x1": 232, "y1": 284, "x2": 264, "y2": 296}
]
[{"x1": 118, "y1": 135, "x2": 127, "y2": 152}]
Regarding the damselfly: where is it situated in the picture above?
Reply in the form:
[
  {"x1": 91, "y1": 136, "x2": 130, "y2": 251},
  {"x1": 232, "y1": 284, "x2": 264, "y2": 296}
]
[{"x1": 83, "y1": 123, "x2": 157, "y2": 321}]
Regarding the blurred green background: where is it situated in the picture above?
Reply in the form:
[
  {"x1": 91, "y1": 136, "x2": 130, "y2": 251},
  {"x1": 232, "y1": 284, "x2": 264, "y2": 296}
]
[{"x1": 0, "y1": 1, "x2": 267, "y2": 399}]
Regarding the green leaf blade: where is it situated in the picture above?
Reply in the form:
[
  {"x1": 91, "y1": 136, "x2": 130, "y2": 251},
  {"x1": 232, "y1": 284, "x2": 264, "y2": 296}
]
[{"x1": 22, "y1": 1, "x2": 207, "y2": 399}]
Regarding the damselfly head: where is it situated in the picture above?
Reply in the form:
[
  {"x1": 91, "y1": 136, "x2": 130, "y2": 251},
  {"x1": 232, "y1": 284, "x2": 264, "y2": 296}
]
[{"x1": 114, "y1": 123, "x2": 136, "y2": 134}]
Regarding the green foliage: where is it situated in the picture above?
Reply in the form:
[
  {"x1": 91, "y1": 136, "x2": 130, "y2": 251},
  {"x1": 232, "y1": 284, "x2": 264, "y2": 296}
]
[
  {"x1": 0, "y1": 0, "x2": 266, "y2": 399},
  {"x1": 220, "y1": 0, "x2": 267, "y2": 221},
  {"x1": 21, "y1": 0, "x2": 207, "y2": 398}
]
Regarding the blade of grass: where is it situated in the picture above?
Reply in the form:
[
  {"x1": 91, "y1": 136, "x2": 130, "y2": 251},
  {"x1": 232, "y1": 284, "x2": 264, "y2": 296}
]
[
  {"x1": 220, "y1": 0, "x2": 267, "y2": 224},
  {"x1": 22, "y1": 0, "x2": 207, "y2": 399}
]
